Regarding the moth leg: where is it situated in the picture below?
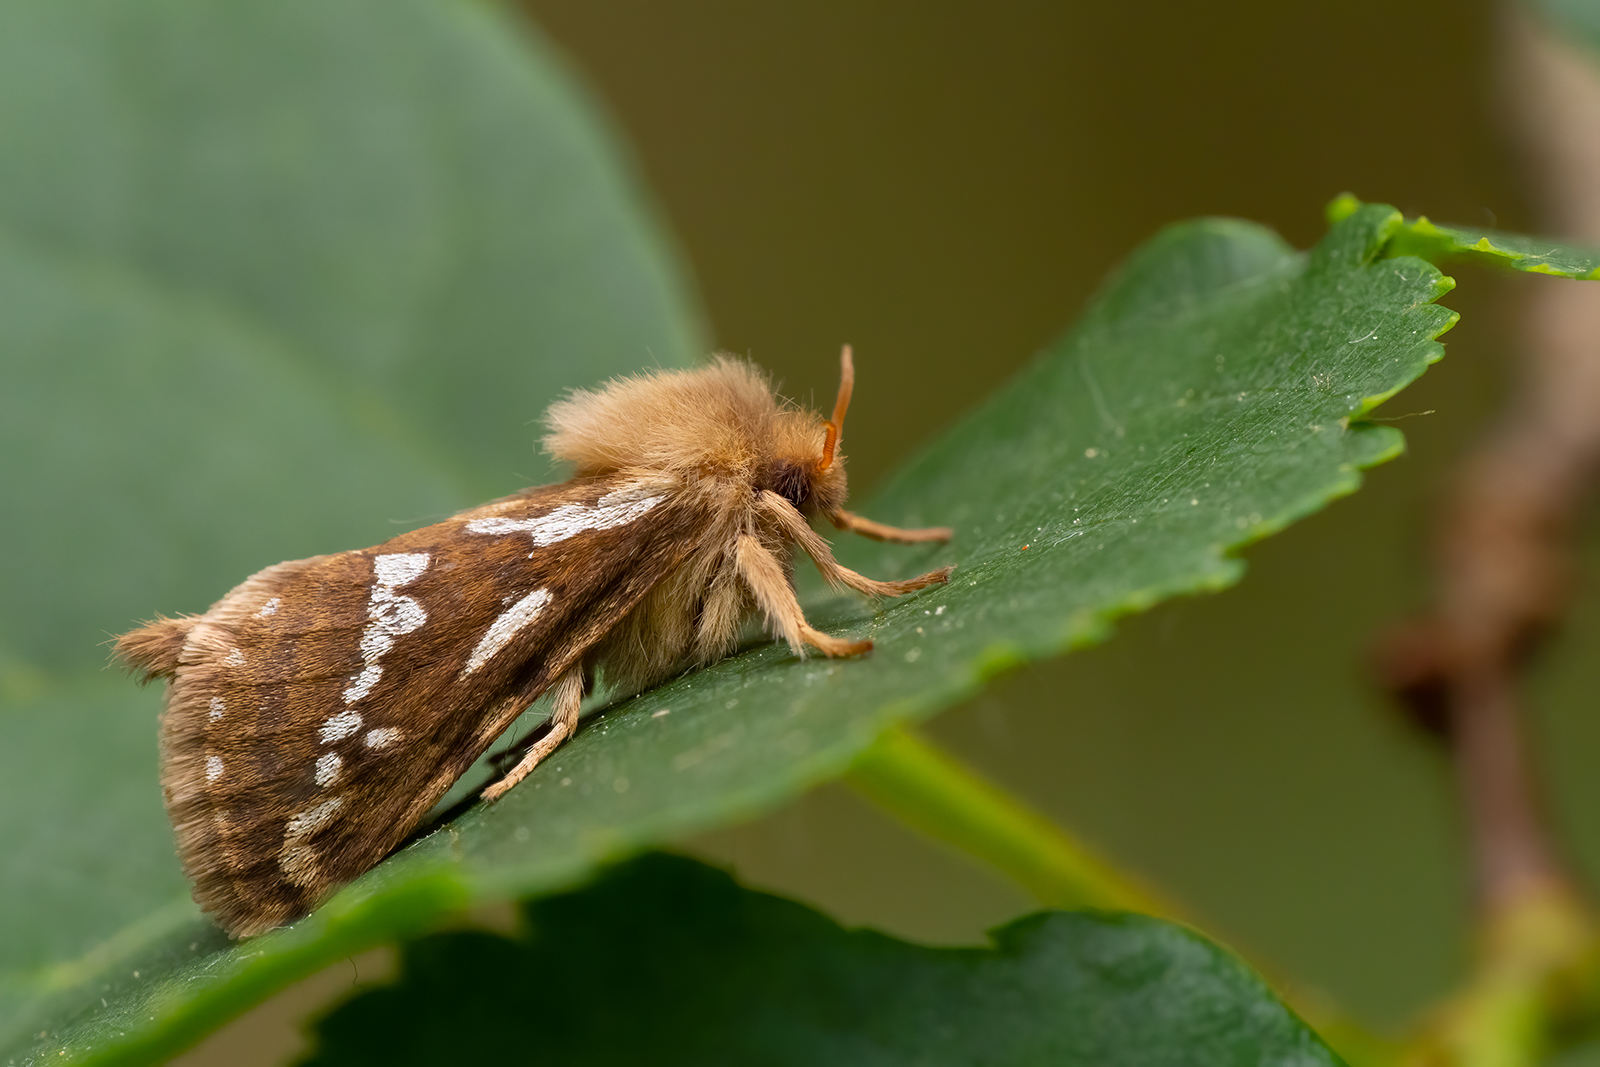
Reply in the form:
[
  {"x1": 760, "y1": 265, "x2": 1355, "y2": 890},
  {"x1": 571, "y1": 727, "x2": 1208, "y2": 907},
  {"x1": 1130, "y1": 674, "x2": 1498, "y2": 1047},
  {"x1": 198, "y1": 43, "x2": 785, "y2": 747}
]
[
  {"x1": 735, "y1": 533, "x2": 872, "y2": 657},
  {"x1": 694, "y1": 561, "x2": 749, "y2": 662},
  {"x1": 796, "y1": 621, "x2": 872, "y2": 658},
  {"x1": 481, "y1": 667, "x2": 585, "y2": 803},
  {"x1": 757, "y1": 492, "x2": 953, "y2": 598},
  {"x1": 827, "y1": 507, "x2": 952, "y2": 545}
]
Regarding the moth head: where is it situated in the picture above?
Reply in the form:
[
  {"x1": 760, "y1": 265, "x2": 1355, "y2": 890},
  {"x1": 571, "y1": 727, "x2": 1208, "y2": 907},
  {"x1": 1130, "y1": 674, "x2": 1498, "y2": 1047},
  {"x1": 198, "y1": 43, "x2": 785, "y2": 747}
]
[{"x1": 762, "y1": 345, "x2": 854, "y2": 517}]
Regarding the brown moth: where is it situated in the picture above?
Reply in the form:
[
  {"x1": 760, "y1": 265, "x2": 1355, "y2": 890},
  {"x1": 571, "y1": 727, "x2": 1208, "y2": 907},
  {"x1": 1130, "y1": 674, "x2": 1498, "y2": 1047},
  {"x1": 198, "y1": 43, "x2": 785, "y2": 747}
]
[{"x1": 116, "y1": 348, "x2": 952, "y2": 937}]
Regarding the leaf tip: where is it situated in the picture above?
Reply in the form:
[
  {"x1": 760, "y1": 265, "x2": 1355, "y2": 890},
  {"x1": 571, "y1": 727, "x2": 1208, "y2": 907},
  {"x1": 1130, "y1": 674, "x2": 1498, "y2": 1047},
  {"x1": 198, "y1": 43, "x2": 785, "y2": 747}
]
[{"x1": 1325, "y1": 193, "x2": 1363, "y2": 224}]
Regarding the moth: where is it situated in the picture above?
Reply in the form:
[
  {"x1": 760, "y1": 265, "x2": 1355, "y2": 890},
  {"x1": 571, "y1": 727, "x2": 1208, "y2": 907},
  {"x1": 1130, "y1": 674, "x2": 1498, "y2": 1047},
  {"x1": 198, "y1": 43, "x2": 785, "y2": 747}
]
[{"x1": 116, "y1": 348, "x2": 953, "y2": 937}]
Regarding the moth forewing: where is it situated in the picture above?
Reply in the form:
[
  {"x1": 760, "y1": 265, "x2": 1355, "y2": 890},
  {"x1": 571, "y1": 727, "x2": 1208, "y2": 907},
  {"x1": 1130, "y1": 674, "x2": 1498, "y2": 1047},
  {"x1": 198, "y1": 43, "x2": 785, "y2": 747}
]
[
  {"x1": 132, "y1": 476, "x2": 710, "y2": 936},
  {"x1": 118, "y1": 351, "x2": 954, "y2": 938}
]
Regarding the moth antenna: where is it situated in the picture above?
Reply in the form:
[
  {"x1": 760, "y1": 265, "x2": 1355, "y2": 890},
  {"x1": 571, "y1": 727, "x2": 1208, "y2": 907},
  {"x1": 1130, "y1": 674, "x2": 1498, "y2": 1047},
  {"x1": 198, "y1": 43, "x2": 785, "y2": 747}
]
[{"x1": 818, "y1": 344, "x2": 854, "y2": 472}]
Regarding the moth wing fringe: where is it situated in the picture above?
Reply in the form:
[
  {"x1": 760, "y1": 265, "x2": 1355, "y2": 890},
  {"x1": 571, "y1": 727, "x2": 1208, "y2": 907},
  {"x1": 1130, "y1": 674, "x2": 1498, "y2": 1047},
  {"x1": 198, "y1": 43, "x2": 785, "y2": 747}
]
[
  {"x1": 151, "y1": 559, "x2": 349, "y2": 936},
  {"x1": 114, "y1": 615, "x2": 199, "y2": 680}
]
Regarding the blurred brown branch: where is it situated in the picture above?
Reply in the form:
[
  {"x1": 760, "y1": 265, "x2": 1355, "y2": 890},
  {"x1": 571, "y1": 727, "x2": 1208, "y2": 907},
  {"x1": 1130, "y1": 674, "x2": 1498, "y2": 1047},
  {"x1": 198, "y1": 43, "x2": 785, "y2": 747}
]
[{"x1": 1376, "y1": 6, "x2": 1600, "y2": 1064}]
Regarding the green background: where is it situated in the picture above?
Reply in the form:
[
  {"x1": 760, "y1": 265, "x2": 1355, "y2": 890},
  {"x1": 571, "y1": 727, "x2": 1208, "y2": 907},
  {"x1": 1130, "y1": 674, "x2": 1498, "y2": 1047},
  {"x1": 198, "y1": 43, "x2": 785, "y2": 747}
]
[{"x1": 58, "y1": 0, "x2": 1599, "y2": 1061}]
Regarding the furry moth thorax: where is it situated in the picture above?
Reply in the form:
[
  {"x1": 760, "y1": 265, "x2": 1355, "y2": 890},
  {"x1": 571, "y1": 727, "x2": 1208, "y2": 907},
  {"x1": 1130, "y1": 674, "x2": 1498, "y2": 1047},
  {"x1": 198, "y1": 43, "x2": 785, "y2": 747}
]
[
  {"x1": 545, "y1": 354, "x2": 851, "y2": 517},
  {"x1": 115, "y1": 347, "x2": 952, "y2": 937}
]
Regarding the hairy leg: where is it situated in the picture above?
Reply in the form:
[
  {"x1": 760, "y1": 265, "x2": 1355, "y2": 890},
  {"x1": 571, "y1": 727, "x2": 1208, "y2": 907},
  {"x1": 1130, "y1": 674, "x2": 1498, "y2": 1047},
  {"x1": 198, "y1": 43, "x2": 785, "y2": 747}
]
[
  {"x1": 481, "y1": 666, "x2": 584, "y2": 802},
  {"x1": 828, "y1": 507, "x2": 951, "y2": 544},
  {"x1": 735, "y1": 532, "x2": 873, "y2": 657},
  {"x1": 758, "y1": 492, "x2": 952, "y2": 597}
]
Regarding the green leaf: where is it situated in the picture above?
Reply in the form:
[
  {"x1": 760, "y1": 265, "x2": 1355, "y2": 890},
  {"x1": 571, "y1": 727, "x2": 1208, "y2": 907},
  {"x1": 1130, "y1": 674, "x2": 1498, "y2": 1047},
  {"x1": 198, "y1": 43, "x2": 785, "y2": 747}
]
[
  {"x1": 1388, "y1": 218, "x2": 1600, "y2": 278},
  {"x1": 4, "y1": 200, "x2": 1459, "y2": 1064},
  {"x1": 1328, "y1": 194, "x2": 1600, "y2": 278},
  {"x1": 300, "y1": 853, "x2": 1346, "y2": 1067}
]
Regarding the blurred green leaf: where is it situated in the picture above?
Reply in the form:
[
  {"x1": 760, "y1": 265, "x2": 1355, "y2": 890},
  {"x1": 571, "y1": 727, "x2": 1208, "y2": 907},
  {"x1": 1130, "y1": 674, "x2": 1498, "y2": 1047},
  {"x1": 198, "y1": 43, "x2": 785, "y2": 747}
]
[
  {"x1": 0, "y1": 0, "x2": 701, "y2": 1060},
  {"x1": 1530, "y1": 0, "x2": 1600, "y2": 58},
  {"x1": 4, "y1": 198, "x2": 1463, "y2": 1064},
  {"x1": 300, "y1": 852, "x2": 1346, "y2": 1067},
  {"x1": 0, "y1": 0, "x2": 703, "y2": 681}
]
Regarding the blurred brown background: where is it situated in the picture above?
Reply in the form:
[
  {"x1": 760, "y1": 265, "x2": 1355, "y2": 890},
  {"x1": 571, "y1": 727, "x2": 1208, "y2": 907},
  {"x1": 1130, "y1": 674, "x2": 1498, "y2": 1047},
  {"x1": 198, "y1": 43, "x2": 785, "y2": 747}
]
[{"x1": 183, "y1": 0, "x2": 1600, "y2": 1061}]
